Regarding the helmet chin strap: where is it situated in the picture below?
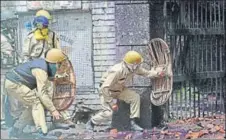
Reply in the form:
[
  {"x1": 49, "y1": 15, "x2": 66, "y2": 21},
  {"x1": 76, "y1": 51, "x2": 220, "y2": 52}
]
[
  {"x1": 124, "y1": 62, "x2": 140, "y2": 72},
  {"x1": 127, "y1": 64, "x2": 135, "y2": 72}
]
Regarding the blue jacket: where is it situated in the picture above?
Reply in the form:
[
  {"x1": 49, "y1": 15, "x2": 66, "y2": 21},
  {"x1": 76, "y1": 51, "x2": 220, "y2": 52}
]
[{"x1": 6, "y1": 58, "x2": 48, "y2": 89}]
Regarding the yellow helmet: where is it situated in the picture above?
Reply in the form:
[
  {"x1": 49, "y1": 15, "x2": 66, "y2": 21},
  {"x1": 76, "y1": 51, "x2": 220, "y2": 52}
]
[
  {"x1": 45, "y1": 49, "x2": 67, "y2": 63},
  {"x1": 123, "y1": 51, "x2": 143, "y2": 64},
  {"x1": 36, "y1": 10, "x2": 52, "y2": 20}
]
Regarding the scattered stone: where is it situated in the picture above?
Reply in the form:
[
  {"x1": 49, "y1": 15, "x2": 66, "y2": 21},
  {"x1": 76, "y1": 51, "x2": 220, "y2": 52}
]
[{"x1": 1, "y1": 115, "x2": 225, "y2": 139}]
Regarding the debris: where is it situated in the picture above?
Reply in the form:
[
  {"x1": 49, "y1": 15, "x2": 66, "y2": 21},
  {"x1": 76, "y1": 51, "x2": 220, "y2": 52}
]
[
  {"x1": 110, "y1": 128, "x2": 118, "y2": 138},
  {"x1": 207, "y1": 124, "x2": 214, "y2": 129},
  {"x1": 219, "y1": 128, "x2": 225, "y2": 134},
  {"x1": 124, "y1": 133, "x2": 133, "y2": 139},
  {"x1": 1, "y1": 115, "x2": 224, "y2": 139}
]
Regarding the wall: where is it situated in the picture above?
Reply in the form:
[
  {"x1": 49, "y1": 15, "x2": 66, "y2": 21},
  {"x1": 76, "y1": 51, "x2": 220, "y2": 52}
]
[{"x1": 115, "y1": 1, "x2": 150, "y2": 89}]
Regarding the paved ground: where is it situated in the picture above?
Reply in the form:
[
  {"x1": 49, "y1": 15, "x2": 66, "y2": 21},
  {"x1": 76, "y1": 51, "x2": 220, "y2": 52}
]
[
  {"x1": 1, "y1": 115, "x2": 225, "y2": 139},
  {"x1": 1, "y1": 130, "x2": 9, "y2": 139}
]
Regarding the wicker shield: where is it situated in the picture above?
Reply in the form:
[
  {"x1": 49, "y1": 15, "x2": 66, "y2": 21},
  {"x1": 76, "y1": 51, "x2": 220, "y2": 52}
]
[
  {"x1": 148, "y1": 38, "x2": 173, "y2": 106},
  {"x1": 52, "y1": 59, "x2": 76, "y2": 111}
]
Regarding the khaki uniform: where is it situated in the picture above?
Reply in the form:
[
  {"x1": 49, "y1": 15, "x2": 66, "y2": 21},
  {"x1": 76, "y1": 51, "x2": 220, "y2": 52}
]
[
  {"x1": 5, "y1": 30, "x2": 70, "y2": 129},
  {"x1": 23, "y1": 30, "x2": 61, "y2": 60},
  {"x1": 4, "y1": 69, "x2": 56, "y2": 133},
  {"x1": 91, "y1": 62, "x2": 161, "y2": 125},
  {"x1": 23, "y1": 30, "x2": 71, "y2": 121}
]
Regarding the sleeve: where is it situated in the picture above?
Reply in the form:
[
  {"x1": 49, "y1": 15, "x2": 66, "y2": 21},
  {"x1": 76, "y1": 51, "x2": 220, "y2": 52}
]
[
  {"x1": 101, "y1": 71, "x2": 119, "y2": 103},
  {"x1": 135, "y1": 66, "x2": 160, "y2": 78},
  {"x1": 31, "y1": 68, "x2": 57, "y2": 112}
]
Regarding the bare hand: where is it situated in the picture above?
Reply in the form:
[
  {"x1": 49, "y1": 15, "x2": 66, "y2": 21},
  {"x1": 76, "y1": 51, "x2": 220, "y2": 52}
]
[
  {"x1": 156, "y1": 66, "x2": 167, "y2": 77},
  {"x1": 111, "y1": 104, "x2": 119, "y2": 112},
  {"x1": 109, "y1": 99, "x2": 118, "y2": 112},
  {"x1": 158, "y1": 71, "x2": 165, "y2": 77},
  {"x1": 51, "y1": 110, "x2": 61, "y2": 120}
]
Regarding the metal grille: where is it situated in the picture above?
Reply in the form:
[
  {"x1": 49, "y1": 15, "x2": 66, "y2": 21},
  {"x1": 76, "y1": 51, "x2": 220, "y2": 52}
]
[{"x1": 164, "y1": 0, "x2": 225, "y2": 119}]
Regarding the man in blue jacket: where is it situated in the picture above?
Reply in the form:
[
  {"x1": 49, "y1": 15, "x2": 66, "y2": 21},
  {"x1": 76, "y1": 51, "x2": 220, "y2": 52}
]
[{"x1": 4, "y1": 49, "x2": 68, "y2": 138}]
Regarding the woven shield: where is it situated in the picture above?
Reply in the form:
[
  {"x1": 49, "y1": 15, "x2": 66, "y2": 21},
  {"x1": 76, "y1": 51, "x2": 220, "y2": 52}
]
[
  {"x1": 53, "y1": 59, "x2": 76, "y2": 111},
  {"x1": 148, "y1": 38, "x2": 173, "y2": 106}
]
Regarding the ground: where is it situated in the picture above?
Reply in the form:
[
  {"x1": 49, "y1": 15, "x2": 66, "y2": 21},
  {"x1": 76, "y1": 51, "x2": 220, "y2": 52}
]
[{"x1": 1, "y1": 115, "x2": 225, "y2": 139}]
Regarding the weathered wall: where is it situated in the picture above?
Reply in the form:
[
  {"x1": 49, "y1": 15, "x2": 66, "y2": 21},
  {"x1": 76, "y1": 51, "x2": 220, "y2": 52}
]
[
  {"x1": 115, "y1": 1, "x2": 150, "y2": 89},
  {"x1": 113, "y1": 0, "x2": 156, "y2": 130}
]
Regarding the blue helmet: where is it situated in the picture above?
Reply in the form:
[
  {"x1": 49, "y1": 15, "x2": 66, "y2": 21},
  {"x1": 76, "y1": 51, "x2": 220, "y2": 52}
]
[{"x1": 33, "y1": 16, "x2": 49, "y2": 28}]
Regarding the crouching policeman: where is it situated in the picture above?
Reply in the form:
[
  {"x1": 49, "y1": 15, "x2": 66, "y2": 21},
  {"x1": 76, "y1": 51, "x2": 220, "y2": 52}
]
[
  {"x1": 4, "y1": 48, "x2": 68, "y2": 138},
  {"x1": 86, "y1": 51, "x2": 167, "y2": 132}
]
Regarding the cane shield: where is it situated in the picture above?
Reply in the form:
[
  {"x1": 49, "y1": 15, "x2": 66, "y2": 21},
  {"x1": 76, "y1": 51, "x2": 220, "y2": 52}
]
[
  {"x1": 53, "y1": 59, "x2": 76, "y2": 111},
  {"x1": 148, "y1": 38, "x2": 173, "y2": 106}
]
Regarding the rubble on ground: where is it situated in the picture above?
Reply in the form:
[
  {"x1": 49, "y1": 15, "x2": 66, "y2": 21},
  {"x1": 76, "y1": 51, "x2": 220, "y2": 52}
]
[{"x1": 1, "y1": 115, "x2": 225, "y2": 139}]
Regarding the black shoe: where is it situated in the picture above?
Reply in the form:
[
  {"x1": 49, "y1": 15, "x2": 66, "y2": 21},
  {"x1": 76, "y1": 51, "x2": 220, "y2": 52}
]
[
  {"x1": 37, "y1": 128, "x2": 48, "y2": 136},
  {"x1": 98, "y1": 125, "x2": 113, "y2": 132},
  {"x1": 85, "y1": 119, "x2": 94, "y2": 132},
  {"x1": 130, "y1": 119, "x2": 144, "y2": 131},
  {"x1": 156, "y1": 122, "x2": 168, "y2": 130},
  {"x1": 104, "y1": 126, "x2": 113, "y2": 132}
]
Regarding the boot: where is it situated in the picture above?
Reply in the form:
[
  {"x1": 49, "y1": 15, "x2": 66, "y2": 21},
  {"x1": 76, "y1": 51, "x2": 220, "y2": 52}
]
[
  {"x1": 37, "y1": 128, "x2": 48, "y2": 136},
  {"x1": 85, "y1": 119, "x2": 94, "y2": 132},
  {"x1": 30, "y1": 128, "x2": 48, "y2": 139},
  {"x1": 104, "y1": 125, "x2": 113, "y2": 132},
  {"x1": 156, "y1": 121, "x2": 168, "y2": 130},
  {"x1": 99, "y1": 125, "x2": 113, "y2": 132},
  {"x1": 130, "y1": 119, "x2": 143, "y2": 131}
]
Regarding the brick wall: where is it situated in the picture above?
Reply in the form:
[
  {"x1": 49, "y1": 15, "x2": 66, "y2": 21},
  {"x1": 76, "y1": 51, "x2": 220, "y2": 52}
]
[
  {"x1": 75, "y1": 1, "x2": 117, "y2": 113},
  {"x1": 91, "y1": 1, "x2": 116, "y2": 91}
]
